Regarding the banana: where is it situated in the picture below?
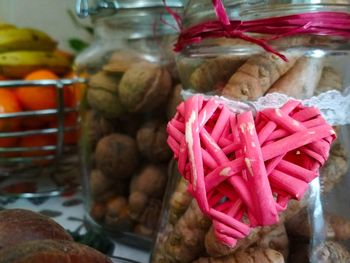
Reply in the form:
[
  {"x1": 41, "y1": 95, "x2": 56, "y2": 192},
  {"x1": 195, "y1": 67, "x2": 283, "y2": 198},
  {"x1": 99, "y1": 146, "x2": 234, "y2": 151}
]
[
  {"x1": 0, "y1": 21, "x2": 16, "y2": 30},
  {"x1": 0, "y1": 24, "x2": 15, "y2": 30},
  {"x1": 0, "y1": 28, "x2": 57, "y2": 52},
  {"x1": 0, "y1": 51, "x2": 71, "y2": 78}
]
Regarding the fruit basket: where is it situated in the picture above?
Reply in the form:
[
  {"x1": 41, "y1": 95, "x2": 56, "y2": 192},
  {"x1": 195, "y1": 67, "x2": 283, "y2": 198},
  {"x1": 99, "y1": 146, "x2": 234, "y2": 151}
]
[{"x1": 0, "y1": 77, "x2": 85, "y2": 197}]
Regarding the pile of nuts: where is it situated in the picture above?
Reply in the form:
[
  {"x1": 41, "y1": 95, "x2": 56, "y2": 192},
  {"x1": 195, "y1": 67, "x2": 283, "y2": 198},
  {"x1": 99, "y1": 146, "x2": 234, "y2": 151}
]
[{"x1": 82, "y1": 50, "x2": 182, "y2": 237}]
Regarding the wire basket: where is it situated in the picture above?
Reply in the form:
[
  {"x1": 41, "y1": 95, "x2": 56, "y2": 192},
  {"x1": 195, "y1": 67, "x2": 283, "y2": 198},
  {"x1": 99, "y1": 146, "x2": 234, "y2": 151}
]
[{"x1": 0, "y1": 78, "x2": 85, "y2": 198}]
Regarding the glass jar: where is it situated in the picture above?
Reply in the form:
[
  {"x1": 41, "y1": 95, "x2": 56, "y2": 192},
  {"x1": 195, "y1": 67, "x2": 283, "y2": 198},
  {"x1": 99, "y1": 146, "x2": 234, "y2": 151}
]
[
  {"x1": 75, "y1": 0, "x2": 184, "y2": 247},
  {"x1": 153, "y1": 1, "x2": 350, "y2": 262}
]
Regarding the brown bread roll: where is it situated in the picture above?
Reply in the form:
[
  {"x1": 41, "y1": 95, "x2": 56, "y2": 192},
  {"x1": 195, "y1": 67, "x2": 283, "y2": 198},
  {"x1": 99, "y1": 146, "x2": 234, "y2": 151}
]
[
  {"x1": 0, "y1": 239, "x2": 112, "y2": 263},
  {"x1": 0, "y1": 209, "x2": 72, "y2": 250}
]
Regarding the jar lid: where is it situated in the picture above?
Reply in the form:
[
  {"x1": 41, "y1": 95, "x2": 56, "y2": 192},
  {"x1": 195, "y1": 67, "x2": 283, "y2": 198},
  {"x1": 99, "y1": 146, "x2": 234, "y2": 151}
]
[{"x1": 76, "y1": 0, "x2": 184, "y2": 18}]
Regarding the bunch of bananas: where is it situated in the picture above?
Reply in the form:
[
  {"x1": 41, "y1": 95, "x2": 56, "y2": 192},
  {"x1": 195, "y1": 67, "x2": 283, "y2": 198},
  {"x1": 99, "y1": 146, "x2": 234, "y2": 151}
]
[{"x1": 0, "y1": 22, "x2": 71, "y2": 78}]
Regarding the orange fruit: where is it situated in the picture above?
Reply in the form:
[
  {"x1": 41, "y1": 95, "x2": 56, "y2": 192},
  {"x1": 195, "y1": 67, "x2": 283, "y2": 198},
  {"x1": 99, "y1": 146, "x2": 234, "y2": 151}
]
[
  {"x1": 21, "y1": 116, "x2": 51, "y2": 130},
  {"x1": 15, "y1": 70, "x2": 75, "y2": 127},
  {"x1": 19, "y1": 134, "x2": 56, "y2": 165},
  {"x1": 63, "y1": 83, "x2": 76, "y2": 108},
  {"x1": 0, "y1": 75, "x2": 8, "y2": 81},
  {"x1": 64, "y1": 71, "x2": 87, "y2": 105},
  {"x1": 15, "y1": 70, "x2": 58, "y2": 111},
  {"x1": 15, "y1": 69, "x2": 74, "y2": 110},
  {"x1": 0, "y1": 89, "x2": 22, "y2": 147},
  {"x1": 49, "y1": 112, "x2": 79, "y2": 145}
]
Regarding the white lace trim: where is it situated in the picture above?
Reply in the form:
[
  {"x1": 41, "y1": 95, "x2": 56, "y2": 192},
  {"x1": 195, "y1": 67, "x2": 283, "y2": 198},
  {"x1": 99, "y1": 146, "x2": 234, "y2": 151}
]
[{"x1": 182, "y1": 88, "x2": 350, "y2": 126}]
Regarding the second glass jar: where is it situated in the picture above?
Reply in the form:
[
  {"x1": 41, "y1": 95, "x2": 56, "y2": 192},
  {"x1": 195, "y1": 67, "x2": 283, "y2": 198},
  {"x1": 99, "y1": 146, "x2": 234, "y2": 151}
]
[
  {"x1": 75, "y1": 1, "x2": 183, "y2": 242},
  {"x1": 152, "y1": 0, "x2": 350, "y2": 262}
]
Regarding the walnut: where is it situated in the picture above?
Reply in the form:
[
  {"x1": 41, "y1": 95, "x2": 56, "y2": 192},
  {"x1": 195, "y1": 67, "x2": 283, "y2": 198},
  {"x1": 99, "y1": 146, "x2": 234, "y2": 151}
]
[
  {"x1": 87, "y1": 71, "x2": 125, "y2": 118},
  {"x1": 83, "y1": 110, "x2": 115, "y2": 147},
  {"x1": 118, "y1": 62, "x2": 172, "y2": 112},
  {"x1": 90, "y1": 202, "x2": 106, "y2": 223},
  {"x1": 95, "y1": 133, "x2": 139, "y2": 179},
  {"x1": 129, "y1": 165, "x2": 167, "y2": 220},
  {"x1": 104, "y1": 196, "x2": 132, "y2": 229},
  {"x1": 89, "y1": 169, "x2": 129, "y2": 202},
  {"x1": 136, "y1": 121, "x2": 172, "y2": 162},
  {"x1": 103, "y1": 50, "x2": 145, "y2": 74}
]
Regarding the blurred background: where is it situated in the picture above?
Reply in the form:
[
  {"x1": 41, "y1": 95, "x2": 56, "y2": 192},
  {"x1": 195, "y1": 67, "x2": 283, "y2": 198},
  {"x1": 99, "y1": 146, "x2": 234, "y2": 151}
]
[{"x1": 0, "y1": 0, "x2": 92, "y2": 53}]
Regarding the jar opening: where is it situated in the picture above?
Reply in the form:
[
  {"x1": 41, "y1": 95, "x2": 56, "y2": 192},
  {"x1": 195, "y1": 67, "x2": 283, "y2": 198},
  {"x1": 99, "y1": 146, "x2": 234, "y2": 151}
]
[
  {"x1": 93, "y1": 9, "x2": 181, "y2": 40},
  {"x1": 76, "y1": 0, "x2": 183, "y2": 18},
  {"x1": 241, "y1": 2, "x2": 350, "y2": 19}
]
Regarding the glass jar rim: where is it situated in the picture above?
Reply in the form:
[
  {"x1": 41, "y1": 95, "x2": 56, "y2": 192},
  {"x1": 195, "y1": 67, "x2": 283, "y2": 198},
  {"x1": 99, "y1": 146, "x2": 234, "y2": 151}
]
[
  {"x1": 91, "y1": 9, "x2": 180, "y2": 40},
  {"x1": 182, "y1": 0, "x2": 350, "y2": 28},
  {"x1": 76, "y1": 0, "x2": 183, "y2": 18},
  {"x1": 241, "y1": 2, "x2": 350, "y2": 19}
]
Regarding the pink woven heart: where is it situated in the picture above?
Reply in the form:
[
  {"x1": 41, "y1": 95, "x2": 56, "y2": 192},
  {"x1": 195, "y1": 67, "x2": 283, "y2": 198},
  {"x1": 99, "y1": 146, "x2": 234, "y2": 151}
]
[{"x1": 167, "y1": 95, "x2": 336, "y2": 247}]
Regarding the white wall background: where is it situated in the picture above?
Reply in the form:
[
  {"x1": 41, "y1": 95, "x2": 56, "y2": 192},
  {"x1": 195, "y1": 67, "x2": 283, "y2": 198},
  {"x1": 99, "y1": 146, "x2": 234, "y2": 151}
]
[{"x1": 0, "y1": 0, "x2": 93, "y2": 53}]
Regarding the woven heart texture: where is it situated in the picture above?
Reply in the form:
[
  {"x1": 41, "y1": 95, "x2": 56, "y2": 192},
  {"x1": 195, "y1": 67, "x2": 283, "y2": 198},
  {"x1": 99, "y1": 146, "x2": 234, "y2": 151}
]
[{"x1": 167, "y1": 95, "x2": 336, "y2": 247}]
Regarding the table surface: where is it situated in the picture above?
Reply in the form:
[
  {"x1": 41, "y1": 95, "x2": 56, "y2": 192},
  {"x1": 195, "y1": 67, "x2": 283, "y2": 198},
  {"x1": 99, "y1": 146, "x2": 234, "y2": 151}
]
[{"x1": 2, "y1": 129, "x2": 350, "y2": 262}]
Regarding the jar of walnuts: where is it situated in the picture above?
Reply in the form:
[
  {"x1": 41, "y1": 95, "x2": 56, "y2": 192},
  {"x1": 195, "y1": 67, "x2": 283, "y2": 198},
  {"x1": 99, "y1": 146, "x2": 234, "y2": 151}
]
[
  {"x1": 75, "y1": 0, "x2": 184, "y2": 245},
  {"x1": 152, "y1": 0, "x2": 350, "y2": 262}
]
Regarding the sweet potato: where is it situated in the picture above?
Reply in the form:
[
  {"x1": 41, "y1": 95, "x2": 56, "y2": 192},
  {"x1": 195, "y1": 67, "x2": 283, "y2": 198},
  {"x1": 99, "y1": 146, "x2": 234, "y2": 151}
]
[
  {"x1": 204, "y1": 222, "x2": 287, "y2": 258},
  {"x1": 257, "y1": 222, "x2": 289, "y2": 260},
  {"x1": 222, "y1": 52, "x2": 299, "y2": 100},
  {"x1": 267, "y1": 57, "x2": 323, "y2": 98},
  {"x1": 192, "y1": 247, "x2": 285, "y2": 263},
  {"x1": 320, "y1": 140, "x2": 348, "y2": 193},
  {"x1": 168, "y1": 177, "x2": 192, "y2": 225},
  {"x1": 286, "y1": 208, "x2": 350, "y2": 241},
  {"x1": 312, "y1": 241, "x2": 350, "y2": 263},
  {"x1": 189, "y1": 55, "x2": 247, "y2": 92},
  {"x1": 315, "y1": 66, "x2": 343, "y2": 95},
  {"x1": 153, "y1": 200, "x2": 211, "y2": 263}
]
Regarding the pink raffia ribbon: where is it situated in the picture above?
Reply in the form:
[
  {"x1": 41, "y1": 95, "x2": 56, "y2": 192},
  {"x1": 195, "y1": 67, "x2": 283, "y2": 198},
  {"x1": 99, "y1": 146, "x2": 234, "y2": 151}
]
[
  {"x1": 167, "y1": 95, "x2": 336, "y2": 247},
  {"x1": 165, "y1": 0, "x2": 350, "y2": 60}
]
